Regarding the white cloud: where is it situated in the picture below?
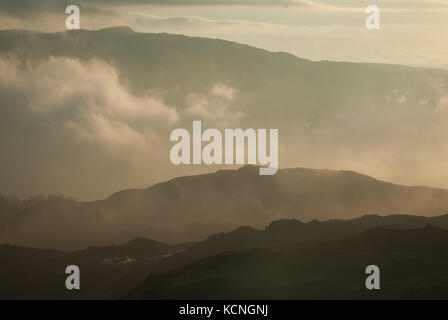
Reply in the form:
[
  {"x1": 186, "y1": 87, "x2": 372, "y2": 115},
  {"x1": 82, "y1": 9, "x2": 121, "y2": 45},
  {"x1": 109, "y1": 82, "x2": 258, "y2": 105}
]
[
  {"x1": 211, "y1": 83, "x2": 236, "y2": 100},
  {"x1": 185, "y1": 83, "x2": 246, "y2": 126},
  {"x1": 2, "y1": 57, "x2": 178, "y2": 144},
  {"x1": 0, "y1": 56, "x2": 180, "y2": 200}
]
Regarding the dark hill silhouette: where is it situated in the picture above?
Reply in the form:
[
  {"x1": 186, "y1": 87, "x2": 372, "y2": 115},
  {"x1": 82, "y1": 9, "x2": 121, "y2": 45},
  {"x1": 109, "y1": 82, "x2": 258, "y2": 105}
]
[
  {"x1": 127, "y1": 225, "x2": 448, "y2": 299},
  {"x1": 0, "y1": 237, "x2": 189, "y2": 299},
  {"x1": 158, "y1": 212, "x2": 448, "y2": 268},
  {"x1": 178, "y1": 219, "x2": 361, "y2": 262},
  {"x1": 336, "y1": 213, "x2": 448, "y2": 229},
  {"x1": 3, "y1": 213, "x2": 448, "y2": 299},
  {"x1": 2, "y1": 166, "x2": 448, "y2": 250},
  {"x1": 74, "y1": 237, "x2": 176, "y2": 258}
]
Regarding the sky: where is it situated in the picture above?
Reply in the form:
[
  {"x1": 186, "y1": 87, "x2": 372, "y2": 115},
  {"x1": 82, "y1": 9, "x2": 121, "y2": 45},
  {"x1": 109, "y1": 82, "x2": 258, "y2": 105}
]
[{"x1": 0, "y1": 0, "x2": 447, "y2": 69}]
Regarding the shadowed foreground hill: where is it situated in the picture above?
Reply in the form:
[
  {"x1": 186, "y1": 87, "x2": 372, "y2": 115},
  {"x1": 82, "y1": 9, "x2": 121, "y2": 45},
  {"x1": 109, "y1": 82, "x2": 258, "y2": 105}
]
[
  {"x1": 0, "y1": 238, "x2": 189, "y2": 299},
  {"x1": 3, "y1": 213, "x2": 448, "y2": 299},
  {"x1": 2, "y1": 166, "x2": 448, "y2": 249},
  {"x1": 152, "y1": 212, "x2": 448, "y2": 269},
  {"x1": 127, "y1": 226, "x2": 448, "y2": 299}
]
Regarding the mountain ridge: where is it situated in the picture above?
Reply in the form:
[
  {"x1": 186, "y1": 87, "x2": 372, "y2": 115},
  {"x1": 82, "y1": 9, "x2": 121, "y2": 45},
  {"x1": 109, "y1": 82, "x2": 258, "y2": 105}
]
[
  {"x1": 127, "y1": 224, "x2": 448, "y2": 299},
  {"x1": 2, "y1": 165, "x2": 448, "y2": 250},
  {"x1": 2, "y1": 213, "x2": 448, "y2": 299},
  {"x1": 2, "y1": 27, "x2": 447, "y2": 74}
]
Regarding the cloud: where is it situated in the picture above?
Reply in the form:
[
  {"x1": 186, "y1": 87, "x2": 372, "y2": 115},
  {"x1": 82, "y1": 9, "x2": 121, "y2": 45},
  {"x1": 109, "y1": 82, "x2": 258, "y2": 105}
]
[
  {"x1": 211, "y1": 83, "x2": 236, "y2": 100},
  {"x1": 0, "y1": 0, "x2": 314, "y2": 17},
  {"x1": 1, "y1": 56, "x2": 178, "y2": 135},
  {"x1": 185, "y1": 83, "x2": 246, "y2": 126},
  {"x1": 123, "y1": 13, "x2": 288, "y2": 34},
  {"x1": 313, "y1": 0, "x2": 448, "y2": 9},
  {"x1": 0, "y1": 55, "x2": 254, "y2": 201},
  {"x1": 0, "y1": 56, "x2": 179, "y2": 200},
  {"x1": 277, "y1": 77, "x2": 448, "y2": 191}
]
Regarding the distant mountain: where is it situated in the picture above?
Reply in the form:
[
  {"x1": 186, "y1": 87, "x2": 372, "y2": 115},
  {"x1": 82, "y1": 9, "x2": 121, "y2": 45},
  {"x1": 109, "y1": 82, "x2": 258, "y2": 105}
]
[
  {"x1": 1, "y1": 27, "x2": 448, "y2": 203},
  {"x1": 127, "y1": 225, "x2": 448, "y2": 299},
  {"x1": 1, "y1": 27, "x2": 446, "y2": 121},
  {"x1": 2, "y1": 166, "x2": 448, "y2": 250}
]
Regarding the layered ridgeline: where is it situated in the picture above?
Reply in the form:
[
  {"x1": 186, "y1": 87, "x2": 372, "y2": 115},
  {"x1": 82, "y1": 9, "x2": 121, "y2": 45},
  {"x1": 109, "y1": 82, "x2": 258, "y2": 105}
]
[
  {"x1": 1, "y1": 27, "x2": 448, "y2": 249},
  {"x1": 1, "y1": 166, "x2": 448, "y2": 250},
  {"x1": 127, "y1": 225, "x2": 448, "y2": 300},
  {"x1": 3, "y1": 213, "x2": 448, "y2": 299}
]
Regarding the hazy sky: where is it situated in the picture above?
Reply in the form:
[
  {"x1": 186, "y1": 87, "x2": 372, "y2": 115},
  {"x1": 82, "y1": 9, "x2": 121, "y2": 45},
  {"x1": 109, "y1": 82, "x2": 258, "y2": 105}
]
[{"x1": 0, "y1": 0, "x2": 447, "y2": 69}]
